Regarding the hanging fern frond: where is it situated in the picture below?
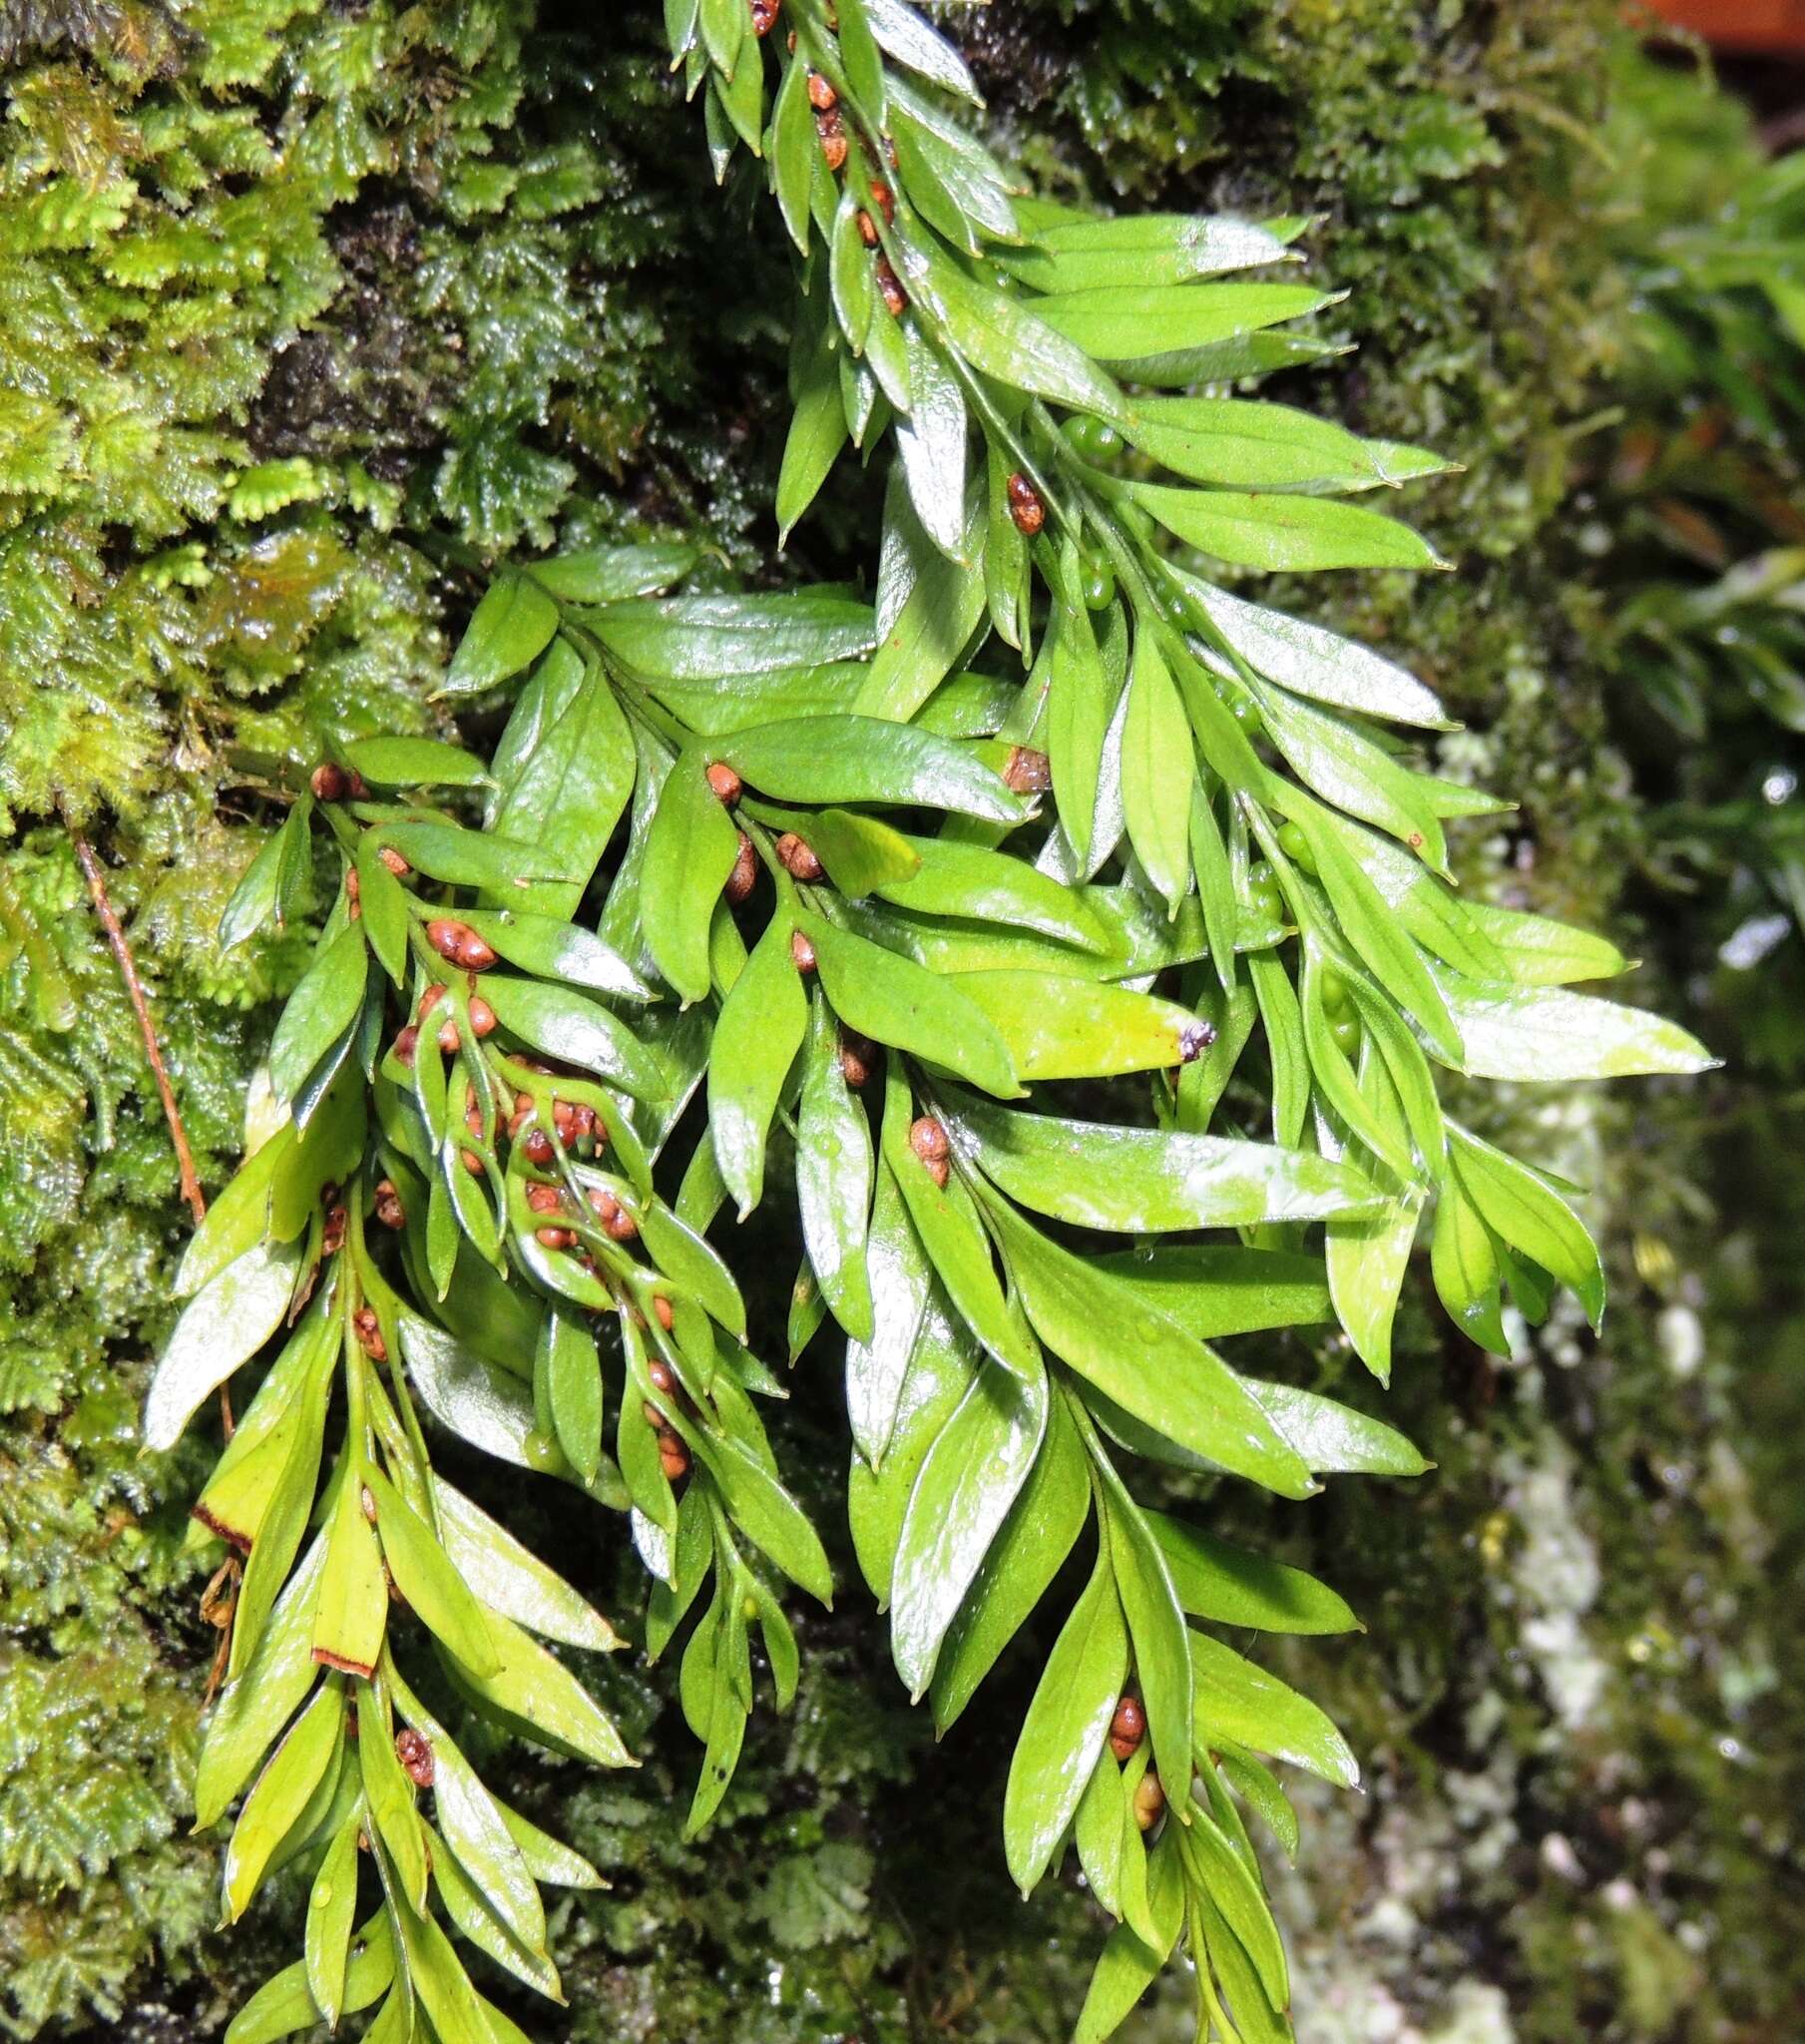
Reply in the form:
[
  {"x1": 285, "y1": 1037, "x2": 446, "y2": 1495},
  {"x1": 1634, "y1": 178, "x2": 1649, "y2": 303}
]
[{"x1": 140, "y1": 6, "x2": 1717, "y2": 2040}]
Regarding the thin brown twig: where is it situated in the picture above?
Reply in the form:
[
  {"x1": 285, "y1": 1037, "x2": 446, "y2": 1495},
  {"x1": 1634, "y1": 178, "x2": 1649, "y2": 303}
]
[{"x1": 62, "y1": 815, "x2": 233, "y2": 1435}]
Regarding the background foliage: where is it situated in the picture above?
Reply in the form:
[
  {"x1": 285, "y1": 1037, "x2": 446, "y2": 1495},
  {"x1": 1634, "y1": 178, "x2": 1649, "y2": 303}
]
[{"x1": 0, "y1": 2, "x2": 1799, "y2": 2039}]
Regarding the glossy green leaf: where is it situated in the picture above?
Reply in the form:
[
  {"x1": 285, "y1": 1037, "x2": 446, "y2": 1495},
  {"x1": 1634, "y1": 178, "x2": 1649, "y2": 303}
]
[
  {"x1": 435, "y1": 1475, "x2": 622, "y2": 1654},
  {"x1": 877, "y1": 835, "x2": 1113, "y2": 951},
  {"x1": 694, "y1": 1430, "x2": 833, "y2": 1604},
  {"x1": 796, "y1": 993, "x2": 875, "y2": 1340},
  {"x1": 310, "y1": 1467, "x2": 389, "y2": 1678},
  {"x1": 344, "y1": 735, "x2": 488, "y2": 787},
  {"x1": 1003, "y1": 1554, "x2": 1128, "y2": 1895},
  {"x1": 1149, "y1": 1511, "x2": 1358, "y2": 1634},
  {"x1": 1102, "y1": 1482, "x2": 1194, "y2": 1810},
  {"x1": 984, "y1": 1199, "x2": 1316, "y2": 1499},
  {"x1": 480, "y1": 974, "x2": 663, "y2": 1098},
  {"x1": 713, "y1": 715, "x2": 1021, "y2": 821},
  {"x1": 376, "y1": 819, "x2": 565, "y2": 893},
  {"x1": 1238, "y1": 1377, "x2": 1428, "y2": 1478},
  {"x1": 1035, "y1": 280, "x2": 1328, "y2": 361},
  {"x1": 1121, "y1": 630, "x2": 1194, "y2": 912},
  {"x1": 856, "y1": 492, "x2": 989, "y2": 721},
  {"x1": 1432, "y1": 970, "x2": 1717, "y2": 1081},
  {"x1": 1429, "y1": 1170, "x2": 1510, "y2": 1356},
  {"x1": 1134, "y1": 479, "x2": 1443, "y2": 572},
  {"x1": 1190, "y1": 1630, "x2": 1358, "y2": 1787},
  {"x1": 931, "y1": 1390, "x2": 1092, "y2": 1730},
  {"x1": 847, "y1": 1304, "x2": 972, "y2": 1602},
  {"x1": 950, "y1": 1095, "x2": 1376, "y2": 1233},
  {"x1": 303, "y1": 1819, "x2": 360, "y2": 2027},
  {"x1": 594, "y1": 591, "x2": 876, "y2": 679},
  {"x1": 642, "y1": 749, "x2": 755, "y2": 1003},
  {"x1": 844, "y1": 1157, "x2": 933, "y2": 1466},
  {"x1": 1089, "y1": 1244, "x2": 1331, "y2": 1338},
  {"x1": 1006, "y1": 212, "x2": 1290, "y2": 290},
  {"x1": 527, "y1": 542, "x2": 698, "y2": 604},
  {"x1": 443, "y1": 573, "x2": 561, "y2": 697},
  {"x1": 542, "y1": 1304, "x2": 602, "y2": 1484},
  {"x1": 223, "y1": 1684, "x2": 340, "y2": 1921},
  {"x1": 949, "y1": 971, "x2": 1206, "y2": 1081},
  {"x1": 807, "y1": 917, "x2": 1019, "y2": 1097},
  {"x1": 1046, "y1": 592, "x2": 1111, "y2": 869},
  {"x1": 896, "y1": 320, "x2": 968, "y2": 556},
  {"x1": 367, "y1": 1467, "x2": 503, "y2": 1677},
  {"x1": 800, "y1": 806, "x2": 922, "y2": 897},
  {"x1": 443, "y1": 1609, "x2": 635, "y2": 1769},
  {"x1": 144, "y1": 1236, "x2": 301, "y2": 1451},
  {"x1": 454, "y1": 906, "x2": 651, "y2": 1001},
  {"x1": 267, "y1": 925, "x2": 367, "y2": 1103},
  {"x1": 709, "y1": 911, "x2": 807, "y2": 1217},
  {"x1": 1126, "y1": 394, "x2": 1394, "y2": 491},
  {"x1": 888, "y1": 1343, "x2": 1048, "y2": 1699},
  {"x1": 1449, "y1": 1126, "x2": 1604, "y2": 1326}
]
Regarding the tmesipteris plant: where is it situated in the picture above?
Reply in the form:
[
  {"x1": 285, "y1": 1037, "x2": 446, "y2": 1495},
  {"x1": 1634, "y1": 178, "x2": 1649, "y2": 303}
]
[{"x1": 150, "y1": 4, "x2": 1714, "y2": 2039}]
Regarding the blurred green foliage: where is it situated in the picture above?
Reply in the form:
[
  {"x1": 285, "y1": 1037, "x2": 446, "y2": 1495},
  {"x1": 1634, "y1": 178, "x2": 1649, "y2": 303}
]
[{"x1": 0, "y1": 2, "x2": 1800, "y2": 2039}]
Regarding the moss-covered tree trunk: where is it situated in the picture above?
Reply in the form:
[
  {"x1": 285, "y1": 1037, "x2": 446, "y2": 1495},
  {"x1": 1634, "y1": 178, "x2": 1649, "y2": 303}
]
[{"x1": 0, "y1": 4, "x2": 1798, "y2": 2039}]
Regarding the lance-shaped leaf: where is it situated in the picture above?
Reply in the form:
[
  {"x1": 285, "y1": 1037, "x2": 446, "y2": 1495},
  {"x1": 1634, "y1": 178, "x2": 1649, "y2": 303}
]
[
  {"x1": 709, "y1": 910, "x2": 808, "y2": 1216},
  {"x1": 888, "y1": 1342, "x2": 1049, "y2": 1699},
  {"x1": 454, "y1": 907, "x2": 651, "y2": 1001},
  {"x1": 224, "y1": 1916, "x2": 394, "y2": 2044},
  {"x1": 1003, "y1": 1554, "x2": 1128, "y2": 1895},
  {"x1": 443, "y1": 573, "x2": 560, "y2": 696},
  {"x1": 948, "y1": 1095, "x2": 1377, "y2": 1232},
  {"x1": 1448, "y1": 1126, "x2": 1605, "y2": 1326},
  {"x1": 983, "y1": 1197, "x2": 1316, "y2": 1499},
  {"x1": 1148, "y1": 1511, "x2": 1358, "y2": 1634},
  {"x1": 805, "y1": 916, "x2": 1020, "y2": 1097},
  {"x1": 874, "y1": 834, "x2": 1113, "y2": 951},
  {"x1": 434, "y1": 1476, "x2": 622, "y2": 1653},
  {"x1": 710, "y1": 714, "x2": 1022, "y2": 821},
  {"x1": 593, "y1": 591, "x2": 876, "y2": 678},
  {"x1": 796, "y1": 992, "x2": 875, "y2": 1340},
  {"x1": 1135, "y1": 480, "x2": 1444, "y2": 573},
  {"x1": 366, "y1": 1467, "x2": 503, "y2": 1676},
  {"x1": 440, "y1": 1610, "x2": 635, "y2": 1770},
  {"x1": 303, "y1": 1816, "x2": 360, "y2": 2030},
  {"x1": 145, "y1": 1236, "x2": 303, "y2": 1451},
  {"x1": 949, "y1": 970, "x2": 1205, "y2": 1081},
  {"x1": 844, "y1": 1158, "x2": 933, "y2": 1466},
  {"x1": 267, "y1": 926, "x2": 367, "y2": 1104},
  {"x1": 223, "y1": 1683, "x2": 342, "y2": 1921},
  {"x1": 311, "y1": 1468, "x2": 389, "y2": 1678},
  {"x1": 1087, "y1": 1245, "x2": 1331, "y2": 1339},
  {"x1": 1430, "y1": 969, "x2": 1717, "y2": 1082},
  {"x1": 1189, "y1": 1631, "x2": 1358, "y2": 1787},
  {"x1": 640, "y1": 748, "x2": 742, "y2": 1002}
]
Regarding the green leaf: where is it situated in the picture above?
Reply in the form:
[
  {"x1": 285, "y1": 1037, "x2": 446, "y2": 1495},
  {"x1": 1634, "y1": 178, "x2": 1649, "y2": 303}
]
[
  {"x1": 376, "y1": 820, "x2": 566, "y2": 893},
  {"x1": 769, "y1": 54, "x2": 814, "y2": 252},
  {"x1": 220, "y1": 821, "x2": 290, "y2": 950},
  {"x1": 594, "y1": 592, "x2": 877, "y2": 679},
  {"x1": 442, "y1": 1610, "x2": 635, "y2": 1769},
  {"x1": 1248, "y1": 951, "x2": 1308, "y2": 1147},
  {"x1": 694, "y1": 1431, "x2": 834, "y2": 1604},
  {"x1": 1102, "y1": 1481, "x2": 1194, "y2": 1812},
  {"x1": 526, "y1": 541, "x2": 698, "y2": 603},
  {"x1": 844, "y1": 1158, "x2": 933, "y2": 1466},
  {"x1": 1429, "y1": 1170, "x2": 1510, "y2": 1357},
  {"x1": 865, "y1": 0, "x2": 982, "y2": 103},
  {"x1": 949, "y1": 1095, "x2": 1376, "y2": 1233},
  {"x1": 911, "y1": 243, "x2": 1128, "y2": 423},
  {"x1": 1186, "y1": 578, "x2": 1451, "y2": 728},
  {"x1": 796, "y1": 993, "x2": 875, "y2": 1340},
  {"x1": 223, "y1": 1684, "x2": 340, "y2": 1921},
  {"x1": 1003, "y1": 1554, "x2": 1128, "y2": 1895},
  {"x1": 1238, "y1": 1378, "x2": 1428, "y2": 1478},
  {"x1": 1448, "y1": 1126, "x2": 1604, "y2": 1327},
  {"x1": 443, "y1": 573, "x2": 561, "y2": 697},
  {"x1": 1121, "y1": 631, "x2": 1195, "y2": 912},
  {"x1": 948, "y1": 970, "x2": 1206, "y2": 1081},
  {"x1": 344, "y1": 736, "x2": 489, "y2": 787},
  {"x1": 712, "y1": 715, "x2": 1022, "y2": 821},
  {"x1": 353, "y1": 838, "x2": 410, "y2": 986},
  {"x1": 1004, "y1": 213, "x2": 1291, "y2": 291},
  {"x1": 144, "y1": 1237, "x2": 301, "y2": 1451},
  {"x1": 883, "y1": 1070, "x2": 1039, "y2": 1378},
  {"x1": 542, "y1": 1303, "x2": 603, "y2": 1483},
  {"x1": 856, "y1": 493, "x2": 989, "y2": 721},
  {"x1": 896, "y1": 322, "x2": 969, "y2": 556},
  {"x1": 1431, "y1": 970, "x2": 1717, "y2": 1081},
  {"x1": 1148, "y1": 1511, "x2": 1358, "y2": 1633},
  {"x1": 806, "y1": 917, "x2": 1020, "y2": 1097},
  {"x1": 1073, "y1": 1828, "x2": 1186, "y2": 2044},
  {"x1": 398, "y1": 1312, "x2": 541, "y2": 1470},
  {"x1": 1326, "y1": 1188, "x2": 1423, "y2": 1385},
  {"x1": 368, "y1": 1467, "x2": 503, "y2": 1677},
  {"x1": 888, "y1": 1340, "x2": 1049, "y2": 1699},
  {"x1": 434, "y1": 1476, "x2": 622, "y2": 1654},
  {"x1": 931, "y1": 1391, "x2": 1092, "y2": 1730},
  {"x1": 303, "y1": 1817, "x2": 360, "y2": 2030},
  {"x1": 1088, "y1": 1245, "x2": 1332, "y2": 1339},
  {"x1": 804, "y1": 807, "x2": 923, "y2": 896},
  {"x1": 1133, "y1": 480, "x2": 1444, "y2": 572},
  {"x1": 875, "y1": 835, "x2": 1112, "y2": 951},
  {"x1": 480, "y1": 974, "x2": 664, "y2": 1098},
  {"x1": 195, "y1": 1540, "x2": 328, "y2": 1830},
  {"x1": 453, "y1": 907, "x2": 650, "y2": 1001},
  {"x1": 1184, "y1": 1808, "x2": 1289, "y2": 2012},
  {"x1": 641, "y1": 749, "x2": 745, "y2": 1002},
  {"x1": 224, "y1": 1918, "x2": 393, "y2": 2044},
  {"x1": 847, "y1": 1305, "x2": 971, "y2": 1601},
  {"x1": 1034, "y1": 280, "x2": 1329, "y2": 361},
  {"x1": 1046, "y1": 592, "x2": 1112, "y2": 870},
  {"x1": 778, "y1": 319, "x2": 850, "y2": 541},
  {"x1": 310, "y1": 1468, "x2": 389, "y2": 1678},
  {"x1": 1189, "y1": 1631, "x2": 1358, "y2": 1787},
  {"x1": 985, "y1": 1199, "x2": 1315, "y2": 1497},
  {"x1": 710, "y1": 911, "x2": 808, "y2": 1215},
  {"x1": 1467, "y1": 900, "x2": 1627, "y2": 985},
  {"x1": 485, "y1": 654, "x2": 636, "y2": 920},
  {"x1": 268, "y1": 926, "x2": 368, "y2": 1104},
  {"x1": 1254, "y1": 688, "x2": 1451, "y2": 870},
  {"x1": 1125, "y1": 394, "x2": 1394, "y2": 491}
]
